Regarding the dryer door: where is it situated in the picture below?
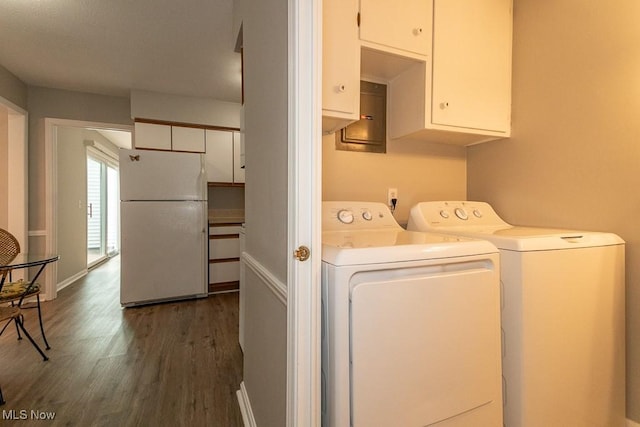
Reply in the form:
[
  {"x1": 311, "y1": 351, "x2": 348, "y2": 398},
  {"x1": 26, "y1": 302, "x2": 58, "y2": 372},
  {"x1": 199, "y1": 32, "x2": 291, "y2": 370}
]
[{"x1": 349, "y1": 260, "x2": 502, "y2": 426}]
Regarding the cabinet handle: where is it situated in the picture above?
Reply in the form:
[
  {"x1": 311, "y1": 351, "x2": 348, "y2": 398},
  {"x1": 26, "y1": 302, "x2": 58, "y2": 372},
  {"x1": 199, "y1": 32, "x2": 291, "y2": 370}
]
[
  {"x1": 413, "y1": 27, "x2": 423, "y2": 36},
  {"x1": 439, "y1": 101, "x2": 450, "y2": 110},
  {"x1": 337, "y1": 84, "x2": 346, "y2": 93}
]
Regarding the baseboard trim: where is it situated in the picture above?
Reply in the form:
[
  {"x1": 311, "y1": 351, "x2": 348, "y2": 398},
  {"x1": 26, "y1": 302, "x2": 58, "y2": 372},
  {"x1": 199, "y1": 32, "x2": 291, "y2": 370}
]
[
  {"x1": 242, "y1": 252, "x2": 287, "y2": 305},
  {"x1": 237, "y1": 381, "x2": 256, "y2": 427},
  {"x1": 628, "y1": 418, "x2": 640, "y2": 427},
  {"x1": 56, "y1": 269, "x2": 88, "y2": 292}
]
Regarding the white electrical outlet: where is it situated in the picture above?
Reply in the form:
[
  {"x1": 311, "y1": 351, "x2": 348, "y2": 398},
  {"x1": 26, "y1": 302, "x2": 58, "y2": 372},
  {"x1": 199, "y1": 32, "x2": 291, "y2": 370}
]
[{"x1": 387, "y1": 188, "x2": 398, "y2": 209}]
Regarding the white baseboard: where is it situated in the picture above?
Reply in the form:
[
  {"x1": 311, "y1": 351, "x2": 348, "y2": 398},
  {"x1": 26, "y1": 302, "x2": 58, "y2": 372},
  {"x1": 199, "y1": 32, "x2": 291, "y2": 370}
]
[
  {"x1": 237, "y1": 381, "x2": 256, "y2": 427},
  {"x1": 628, "y1": 418, "x2": 640, "y2": 427},
  {"x1": 56, "y1": 269, "x2": 88, "y2": 292}
]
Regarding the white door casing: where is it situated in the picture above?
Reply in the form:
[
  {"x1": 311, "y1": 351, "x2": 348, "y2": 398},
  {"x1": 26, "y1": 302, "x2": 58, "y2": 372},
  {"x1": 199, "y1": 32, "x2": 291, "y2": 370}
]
[{"x1": 287, "y1": 0, "x2": 322, "y2": 425}]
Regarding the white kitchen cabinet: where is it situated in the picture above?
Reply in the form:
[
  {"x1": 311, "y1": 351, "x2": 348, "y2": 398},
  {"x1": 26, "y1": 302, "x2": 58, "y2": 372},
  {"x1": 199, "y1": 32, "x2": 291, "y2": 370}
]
[
  {"x1": 172, "y1": 126, "x2": 205, "y2": 152},
  {"x1": 135, "y1": 122, "x2": 206, "y2": 152},
  {"x1": 359, "y1": 0, "x2": 431, "y2": 56},
  {"x1": 205, "y1": 129, "x2": 234, "y2": 183},
  {"x1": 388, "y1": 0, "x2": 512, "y2": 145},
  {"x1": 134, "y1": 122, "x2": 171, "y2": 150},
  {"x1": 233, "y1": 131, "x2": 245, "y2": 183},
  {"x1": 205, "y1": 129, "x2": 244, "y2": 184},
  {"x1": 322, "y1": 0, "x2": 360, "y2": 134},
  {"x1": 208, "y1": 224, "x2": 241, "y2": 293},
  {"x1": 209, "y1": 261, "x2": 240, "y2": 285}
]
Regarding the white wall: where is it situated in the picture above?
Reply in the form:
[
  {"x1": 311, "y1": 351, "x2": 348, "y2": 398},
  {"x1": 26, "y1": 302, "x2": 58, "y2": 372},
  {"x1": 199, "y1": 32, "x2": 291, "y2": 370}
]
[
  {"x1": 0, "y1": 108, "x2": 7, "y2": 229},
  {"x1": 27, "y1": 86, "x2": 131, "y2": 234},
  {"x1": 130, "y1": 89, "x2": 241, "y2": 128},
  {"x1": 56, "y1": 127, "x2": 119, "y2": 284},
  {"x1": 467, "y1": 0, "x2": 640, "y2": 422},
  {"x1": 323, "y1": 135, "x2": 467, "y2": 224},
  {"x1": 0, "y1": 63, "x2": 27, "y2": 110}
]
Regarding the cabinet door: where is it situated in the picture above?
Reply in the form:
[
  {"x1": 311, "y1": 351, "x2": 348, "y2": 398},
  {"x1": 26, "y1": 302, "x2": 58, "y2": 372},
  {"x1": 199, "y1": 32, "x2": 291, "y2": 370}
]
[
  {"x1": 322, "y1": 0, "x2": 360, "y2": 133},
  {"x1": 359, "y1": 0, "x2": 431, "y2": 56},
  {"x1": 209, "y1": 237, "x2": 240, "y2": 259},
  {"x1": 134, "y1": 122, "x2": 171, "y2": 150},
  {"x1": 431, "y1": 0, "x2": 512, "y2": 132},
  {"x1": 233, "y1": 131, "x2": 245, "y2": 183},
  {"x1": 172, "y1": 126, "x2": 205, "y2": 153},
  {"x1": 205, "y1": 129, "x2": 233, "y2": 183},
  {"x1": 209, "y1": 261, "x2": 240, "y2": 283}
]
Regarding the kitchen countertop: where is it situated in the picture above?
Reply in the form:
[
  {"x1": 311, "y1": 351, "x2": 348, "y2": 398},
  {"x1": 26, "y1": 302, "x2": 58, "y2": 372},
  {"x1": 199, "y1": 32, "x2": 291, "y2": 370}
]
[{"x1": 208, "y1": 209, "x2": 245, "y2": 225}]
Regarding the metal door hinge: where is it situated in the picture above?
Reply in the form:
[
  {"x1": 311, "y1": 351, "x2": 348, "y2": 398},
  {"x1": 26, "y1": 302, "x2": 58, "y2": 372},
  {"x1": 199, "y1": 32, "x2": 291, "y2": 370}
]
[{"x1": 294, "y1": 246, "x2": 310, "y2": 262}]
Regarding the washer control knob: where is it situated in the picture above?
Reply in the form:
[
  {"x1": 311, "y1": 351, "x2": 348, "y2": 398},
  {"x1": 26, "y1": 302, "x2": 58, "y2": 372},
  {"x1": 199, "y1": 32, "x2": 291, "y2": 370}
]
[
  {"x1": 473, "y1": 209, "x2": 483, "y2": 218},
  {"x1": 362, "y1": 210, "x2": 373, "y2": 221},
  {"x1": 337, "y1": 209, "x2": 354, "y2": 224},
  {"x1": 439, "y1": 210, "x2": 450, "y2": 219},
  {"x1": 454, "y1": 208, "x2": 468, "y2": 220}
]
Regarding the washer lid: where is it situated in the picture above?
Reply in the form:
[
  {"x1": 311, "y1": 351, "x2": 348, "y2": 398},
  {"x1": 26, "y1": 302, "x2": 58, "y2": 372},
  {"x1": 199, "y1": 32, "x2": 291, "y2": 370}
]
[
  {"x1": 322, "y1": 229, "x2": 498, "y2": 266},
  {"x1": 407, "y1": 201, "x2": 624, "y2": 251},
  {"x1": 440, "y1": 225, "x2": 624, "y2": 251}
]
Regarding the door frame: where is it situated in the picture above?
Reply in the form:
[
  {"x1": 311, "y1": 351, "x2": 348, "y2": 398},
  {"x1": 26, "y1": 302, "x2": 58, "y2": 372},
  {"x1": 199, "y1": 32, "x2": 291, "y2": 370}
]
[
  {"x1": 43, "y1": 118, "x2": 133, "y2": 300},
  {"x1": 0, "y1": 96, "x2": 28, "y2": 262},
  {"x1": 286, "y1": 0, "x2": 322, "y2": 424}
]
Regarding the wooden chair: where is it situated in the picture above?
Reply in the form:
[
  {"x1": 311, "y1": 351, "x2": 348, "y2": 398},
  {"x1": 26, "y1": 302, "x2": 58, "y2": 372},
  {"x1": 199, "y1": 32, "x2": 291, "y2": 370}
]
[{"x1": 0, "y1": 228, "x2": 50, "y2": 361}]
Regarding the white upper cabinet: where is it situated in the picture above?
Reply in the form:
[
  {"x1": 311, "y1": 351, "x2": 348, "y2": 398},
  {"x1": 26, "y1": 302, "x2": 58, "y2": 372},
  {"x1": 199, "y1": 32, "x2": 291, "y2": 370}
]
[
  {"x1": 134, "y1": 122, "x2": 171, "y2": 150},
  {"x1": 359, "y1": 0, "x2": 431, "y2": 57},
  {"x1": 431, "y1": 0, "x2": 512, "y2": 133},
  {"x1": 205, "y1": 129, "x2": 244, "y2": 184},
  {"x1": 134, "y1": 122, "x2": 206, "y2": 152},
  {"x1": 205, "y1": 129, "x2": 234, "y2": 183},
  {"x1": 172, "y1": 126, "x2": 205, "y2": 153},
  {"x1": 233, "y1": 131, "x2": 245, "y2": 184},
  {"x1": 388, "y1": 0, "x2": 513, "y2": 145},
  {"x1": 322, "y1": 0, "x2": 360, "y2": 134},
  {"x1": 322, "y1": 0, "x2": 512, "y2": 145}
]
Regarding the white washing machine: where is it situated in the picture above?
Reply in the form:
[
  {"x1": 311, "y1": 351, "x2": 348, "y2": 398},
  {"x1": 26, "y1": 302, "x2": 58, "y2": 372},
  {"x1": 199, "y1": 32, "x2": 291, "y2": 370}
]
[
  {"x1": 407, "y1": 201, "x2": 626, "y2": 427},
  {"x1": 321, "y1": 201, "x2": 503, "y2": 427}
]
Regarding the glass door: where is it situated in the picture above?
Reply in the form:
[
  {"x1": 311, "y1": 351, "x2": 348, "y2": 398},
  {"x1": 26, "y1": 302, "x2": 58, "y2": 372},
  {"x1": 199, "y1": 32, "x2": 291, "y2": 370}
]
[{"x1": 87, "y1": 149, "x2": 119, "y2": 268}]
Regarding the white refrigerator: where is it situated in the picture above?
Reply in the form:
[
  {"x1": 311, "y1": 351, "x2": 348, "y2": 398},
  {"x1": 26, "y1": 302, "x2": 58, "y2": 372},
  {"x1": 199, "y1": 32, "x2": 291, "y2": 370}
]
[{"x1": 119, "y1": 149, "x2": 208, "y2": 306}]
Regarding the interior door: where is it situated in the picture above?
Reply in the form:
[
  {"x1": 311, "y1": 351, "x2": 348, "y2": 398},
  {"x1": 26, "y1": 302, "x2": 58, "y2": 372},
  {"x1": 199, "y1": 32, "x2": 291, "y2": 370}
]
[{"x1": 239, "y1": 0, "x2": 320, "y2": 425}]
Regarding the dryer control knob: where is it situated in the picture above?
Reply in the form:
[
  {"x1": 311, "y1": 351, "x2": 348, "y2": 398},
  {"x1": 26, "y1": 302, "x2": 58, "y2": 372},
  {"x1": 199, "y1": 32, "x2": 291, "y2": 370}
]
[
  {"x1": 362, "y1": 210, "x2": 373, "y2": 221},
  {"x1": 454, "y1": 208, "x2": 468, "y2": 220},
  {"x1": 439, "y1": 210, "x2": 450, "y2": 219},
  {"x1": 473, "y1": 209, "x2": 483, "y2": 218},
  {"x1": 337, "y1": 209, "x2": 354, "y2": 224}
]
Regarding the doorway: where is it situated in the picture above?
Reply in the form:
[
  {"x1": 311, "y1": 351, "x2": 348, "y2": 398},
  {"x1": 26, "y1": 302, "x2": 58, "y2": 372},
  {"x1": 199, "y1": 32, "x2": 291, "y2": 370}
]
[
  {"x1": 0, "y1": 97, "x2": 28, "y2": 262},
  {"x1": 86, "y1": 147, "x2": 120, "y2": 268},
  {"x1": 43, "y1": 119, "x2": 132, "y2": 299}
]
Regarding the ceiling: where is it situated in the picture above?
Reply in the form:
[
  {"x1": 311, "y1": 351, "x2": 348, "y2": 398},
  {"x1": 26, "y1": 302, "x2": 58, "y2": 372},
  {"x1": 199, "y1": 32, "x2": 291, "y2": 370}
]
[{"x1": 0, "y1": 0, "x2": 242, "y2": 103}]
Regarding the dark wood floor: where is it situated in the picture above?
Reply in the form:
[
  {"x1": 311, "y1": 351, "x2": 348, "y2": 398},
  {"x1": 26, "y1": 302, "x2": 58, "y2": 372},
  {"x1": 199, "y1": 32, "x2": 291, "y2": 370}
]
[{"x1": 0, "y1": 257, "x2": 244, "y2": 426}]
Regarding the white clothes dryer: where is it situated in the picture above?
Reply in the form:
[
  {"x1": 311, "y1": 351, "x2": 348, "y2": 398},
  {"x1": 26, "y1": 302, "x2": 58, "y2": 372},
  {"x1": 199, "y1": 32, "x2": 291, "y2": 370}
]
[
  {"x1": 407, "y1": 201, "x2": 625, "y2": 427},
  {"x1": 321, "y1": 201, "x2": 503, "y2": 427}
]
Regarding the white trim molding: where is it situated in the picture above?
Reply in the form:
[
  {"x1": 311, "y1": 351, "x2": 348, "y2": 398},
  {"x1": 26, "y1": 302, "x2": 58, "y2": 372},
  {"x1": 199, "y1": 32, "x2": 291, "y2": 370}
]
[
  {"x1": 286, "y1": 0, "x2": 322, "y2": 425},
  {"x1": 236, "y1": 381, "x2": 257, "y2": 427},
  {"x1": 242, "y1": 252, "x2": 287, "y2": 305}
]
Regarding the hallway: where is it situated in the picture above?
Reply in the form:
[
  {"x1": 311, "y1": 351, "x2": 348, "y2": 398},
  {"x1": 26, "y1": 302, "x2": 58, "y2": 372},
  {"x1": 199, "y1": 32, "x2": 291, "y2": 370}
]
[{"x1": 0, "y1": 258, "x2": 243, "y2": 426}]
